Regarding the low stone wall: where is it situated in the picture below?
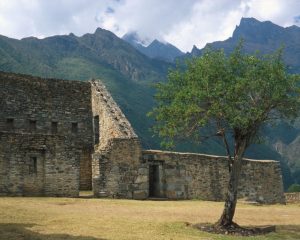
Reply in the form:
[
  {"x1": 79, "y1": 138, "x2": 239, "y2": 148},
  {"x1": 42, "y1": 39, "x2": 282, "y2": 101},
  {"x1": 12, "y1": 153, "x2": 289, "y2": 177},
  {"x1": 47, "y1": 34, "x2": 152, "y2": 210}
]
[
  {"x1": 285, "y1": 192, "x2": 300, "y2": 203},
  {"x1": 142, "y1": 150, "x2": 285, "y2": 204}
]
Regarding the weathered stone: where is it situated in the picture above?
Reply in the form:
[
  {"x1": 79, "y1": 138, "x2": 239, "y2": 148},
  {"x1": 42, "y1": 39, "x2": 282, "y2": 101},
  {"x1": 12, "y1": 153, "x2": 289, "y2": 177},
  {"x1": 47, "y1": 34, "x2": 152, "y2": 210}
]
[
  {"x1": 138, "y1": 167, "x2": 148, "y2": 175},
  {"x1": 135, "y1": 175, "x2": 148, "y2": 184},
  {"x1": 285, "y1": 192, "x2": 300, "y2": 203},
  {"x1": 142, "y1": 150, "x2": 286, "y2": 204},
  {"x1": 133, "y1": 190, "x2": 147, "y2": 200}
]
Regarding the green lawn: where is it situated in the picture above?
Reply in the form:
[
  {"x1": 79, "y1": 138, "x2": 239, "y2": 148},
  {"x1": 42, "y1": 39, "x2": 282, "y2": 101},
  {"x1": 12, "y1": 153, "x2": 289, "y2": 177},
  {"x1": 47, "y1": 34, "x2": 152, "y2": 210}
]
[{"x1": 0, "y1": 197, "x2": 299, "y2": 240}]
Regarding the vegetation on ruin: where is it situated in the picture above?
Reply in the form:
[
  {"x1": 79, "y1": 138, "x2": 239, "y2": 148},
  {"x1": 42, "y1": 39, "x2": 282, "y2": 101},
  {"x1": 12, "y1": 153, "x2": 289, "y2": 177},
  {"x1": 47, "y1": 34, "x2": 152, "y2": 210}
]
[
  {"x1": 0, "y1": 197, "x2": 300, "y2": 240},
  {"x1": 149, "y1": 42, "x2": 300, "y2": 232},
  {"x1": 287, "y1": 184, "x2": 300, "y2": 192}
]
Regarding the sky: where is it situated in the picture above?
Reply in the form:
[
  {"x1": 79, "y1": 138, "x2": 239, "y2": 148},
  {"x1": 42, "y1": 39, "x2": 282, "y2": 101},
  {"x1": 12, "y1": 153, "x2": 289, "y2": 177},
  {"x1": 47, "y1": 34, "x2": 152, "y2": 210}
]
[{"x1": 0, "y1": 0, "x2": 299, "y2": 52}]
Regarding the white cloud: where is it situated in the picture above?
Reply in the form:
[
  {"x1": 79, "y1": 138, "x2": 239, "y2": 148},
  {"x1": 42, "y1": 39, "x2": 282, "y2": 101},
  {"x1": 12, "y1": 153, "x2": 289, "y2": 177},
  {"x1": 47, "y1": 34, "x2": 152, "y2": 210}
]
[
  {"x1": 0, "y1": 0, "x2": 299, "y2": 52},
  {"x1": 244, "y1": 0, "x2": 300, "y2": 27},
  {"x1": 163, "y1": 0, "x2": 246, "y2": 52}
]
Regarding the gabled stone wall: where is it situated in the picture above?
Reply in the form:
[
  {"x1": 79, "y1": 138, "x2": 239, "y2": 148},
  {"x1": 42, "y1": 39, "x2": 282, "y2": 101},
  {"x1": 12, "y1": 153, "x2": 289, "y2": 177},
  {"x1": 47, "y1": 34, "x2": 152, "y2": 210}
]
[
  {"x1": 90, "y1": 80, "x2": 144, "y2": 198},
  {"x1": 91, "y1": 80, "x2": 138, "y2": 150}
]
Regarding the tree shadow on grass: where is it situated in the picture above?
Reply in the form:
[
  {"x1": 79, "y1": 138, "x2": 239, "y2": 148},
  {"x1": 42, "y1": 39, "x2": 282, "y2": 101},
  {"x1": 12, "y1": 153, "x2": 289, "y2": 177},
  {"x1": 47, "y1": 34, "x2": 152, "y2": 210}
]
[
  {"x1": 0, "y1": 223, "x2": 107, "y2": 240},
  {"x1": 192, "y1": 223, "x2": 300, "y2": 239},
  {"x1": 275, "y1": 225, "x2": 300, "y2": 240}
]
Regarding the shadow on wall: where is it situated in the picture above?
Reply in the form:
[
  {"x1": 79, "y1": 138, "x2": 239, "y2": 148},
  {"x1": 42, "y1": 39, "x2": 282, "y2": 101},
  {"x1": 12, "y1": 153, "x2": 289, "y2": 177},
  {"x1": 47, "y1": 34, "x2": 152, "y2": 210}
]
[{"x1": 0, "y1": 223, "x2": 107, "y2": 240}]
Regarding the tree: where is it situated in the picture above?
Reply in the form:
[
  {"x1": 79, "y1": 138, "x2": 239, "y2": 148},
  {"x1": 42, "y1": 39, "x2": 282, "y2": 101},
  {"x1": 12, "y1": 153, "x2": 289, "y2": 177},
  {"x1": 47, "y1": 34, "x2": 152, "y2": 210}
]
[
  {"x1": 149, "y1": 43, "x2": 300, "y2": 230},
  {"x1": 287, "y1": 183, "x2": 300, "y2": 192}
]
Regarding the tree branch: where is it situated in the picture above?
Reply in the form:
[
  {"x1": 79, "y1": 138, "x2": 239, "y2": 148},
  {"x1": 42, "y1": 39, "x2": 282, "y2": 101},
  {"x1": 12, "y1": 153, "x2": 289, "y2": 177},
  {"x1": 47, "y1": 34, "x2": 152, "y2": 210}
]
[{"x1": 216, "y1": 119, "x2": 233, "y2": 172}]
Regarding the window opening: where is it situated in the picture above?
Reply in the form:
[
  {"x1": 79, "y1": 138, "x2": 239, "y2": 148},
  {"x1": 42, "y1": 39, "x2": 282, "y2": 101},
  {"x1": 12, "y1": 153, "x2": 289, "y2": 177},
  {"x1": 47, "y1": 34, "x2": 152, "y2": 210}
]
[
  {"x1": 51, "y1": 121, "x2": 58, "y2": 133},
  {"x1": 29, "y1": 156, "x2": 37, "y2": 174},
  {"x1": 94, "y1": 116, "x2": 99, "y2": 144},
  {"x1": 6, "y1": 118, "x2": 14, "y2": 130},
  {"x1": 72, "y1": 122, "x2": 78, "y2": 133},
  {"x1": 29, "y1": 119, "x2": 36, "y2": 131}
]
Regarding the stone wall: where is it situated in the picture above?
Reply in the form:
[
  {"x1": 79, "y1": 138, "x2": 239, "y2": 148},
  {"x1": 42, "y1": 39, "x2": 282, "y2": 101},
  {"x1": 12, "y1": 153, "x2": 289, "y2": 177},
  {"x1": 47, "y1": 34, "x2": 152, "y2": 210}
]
[
  {"x1": 90, "y1": 80, "x2": 138, "y2": 150},
  {"x1": 90, "y1": 80, "x2": 144, "y2": 198},
  {"x1": 92, "y1": 138, "x2": 147, "y2": 198},
  {"x1": 238, "y1": 158, "x2": 285, "y2": 203},
  {"x1": 0, "y1": 133, "x2": 80, "y2": 197},
  {"x1": 285, "y1": 192, "x2": 300, "y2": 203},
  {"x1": 0, "y1": 72, "x2": 94, "y2": 195},
  {"x1": 0, "y1": 72, "x2": 94, "y2": 147},
  {"x1": 142, "y1": 150, "x2": 285, "y2": 204}
]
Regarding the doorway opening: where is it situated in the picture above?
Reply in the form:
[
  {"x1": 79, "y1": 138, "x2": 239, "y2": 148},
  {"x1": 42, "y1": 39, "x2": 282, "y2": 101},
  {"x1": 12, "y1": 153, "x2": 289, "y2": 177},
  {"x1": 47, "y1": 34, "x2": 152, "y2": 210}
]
[
  {"x1": 79, "y1": 149, "x2": 93, "y2": 198},
  {"x1": 149, "y1": 164, "x2": 161, "y2": 197}
]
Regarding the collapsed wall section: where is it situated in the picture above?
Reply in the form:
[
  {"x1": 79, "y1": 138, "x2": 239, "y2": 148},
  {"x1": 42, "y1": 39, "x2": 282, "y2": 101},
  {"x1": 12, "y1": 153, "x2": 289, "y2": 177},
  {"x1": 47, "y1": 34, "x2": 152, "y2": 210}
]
[{"x1": 142, "y1": 150, "x2": 285, "y2": 204}]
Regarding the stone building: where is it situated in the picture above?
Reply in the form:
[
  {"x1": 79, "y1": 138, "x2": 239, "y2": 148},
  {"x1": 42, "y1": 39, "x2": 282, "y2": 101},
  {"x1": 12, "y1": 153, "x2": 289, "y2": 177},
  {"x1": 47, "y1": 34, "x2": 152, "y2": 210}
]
[{"x1": 0, "y1": 71, "x2": 285, "y2": 203}]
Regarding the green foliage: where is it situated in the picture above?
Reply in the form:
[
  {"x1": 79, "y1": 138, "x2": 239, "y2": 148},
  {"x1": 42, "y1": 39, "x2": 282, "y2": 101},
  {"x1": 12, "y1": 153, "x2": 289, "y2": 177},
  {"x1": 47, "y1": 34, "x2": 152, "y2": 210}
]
[
  {"x1": 287, "y1": 183, "x2": 300, "y2": 192},
  {"x1": 150, "y1": 43, "x2": 300, "y2": 151}
]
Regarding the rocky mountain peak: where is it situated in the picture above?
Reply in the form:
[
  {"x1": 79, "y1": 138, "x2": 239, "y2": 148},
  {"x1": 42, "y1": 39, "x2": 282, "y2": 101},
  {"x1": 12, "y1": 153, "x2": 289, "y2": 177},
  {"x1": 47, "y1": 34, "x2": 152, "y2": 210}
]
[{"x1": 232, "y1": 17, "x2": 284, "y2": 43}]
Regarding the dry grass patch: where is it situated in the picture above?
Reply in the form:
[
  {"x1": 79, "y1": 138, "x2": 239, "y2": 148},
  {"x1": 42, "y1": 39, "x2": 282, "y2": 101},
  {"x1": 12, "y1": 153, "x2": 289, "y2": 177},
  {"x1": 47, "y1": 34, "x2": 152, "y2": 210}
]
[{"x1": 0, "y1": 197, "x2": 299, "y2": 240}]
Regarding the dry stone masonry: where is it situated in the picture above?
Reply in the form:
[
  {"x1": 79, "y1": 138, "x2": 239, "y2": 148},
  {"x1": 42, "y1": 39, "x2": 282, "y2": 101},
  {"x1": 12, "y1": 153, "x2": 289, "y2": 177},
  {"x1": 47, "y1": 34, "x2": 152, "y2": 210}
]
[
  {"x1": 143, "y1": 150, "x2": 285, "y2": 203},
  {"x1": 0, "y1": 71, "x2": 285, "y2": 203}
]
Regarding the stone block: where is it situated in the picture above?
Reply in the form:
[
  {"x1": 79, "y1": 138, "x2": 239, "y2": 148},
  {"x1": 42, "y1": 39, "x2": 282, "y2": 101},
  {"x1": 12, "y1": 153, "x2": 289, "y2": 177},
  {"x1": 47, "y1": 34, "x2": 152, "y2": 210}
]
[
  {"x1": 138, "y1": 167, "x2": 148, "y2": 175},
  {"x1": 137, "y1": 182, "x2": 148, "y2": 190},
  {"x1": 135, "y1": 175, "x2": 147, "y2": 184},
  {"x1": 133, "y1": 190, "x2": 147, "y2": 200},
  {"x1": 165, "y1": 190, "x2": 177, "y2": 199}
]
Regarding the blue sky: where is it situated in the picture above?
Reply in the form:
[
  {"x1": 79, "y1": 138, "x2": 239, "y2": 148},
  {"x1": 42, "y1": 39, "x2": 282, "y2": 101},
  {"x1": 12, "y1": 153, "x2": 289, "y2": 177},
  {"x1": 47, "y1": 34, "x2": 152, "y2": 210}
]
[{"x1": 0, "y1": 0, "x2": 299, "y2": 52}]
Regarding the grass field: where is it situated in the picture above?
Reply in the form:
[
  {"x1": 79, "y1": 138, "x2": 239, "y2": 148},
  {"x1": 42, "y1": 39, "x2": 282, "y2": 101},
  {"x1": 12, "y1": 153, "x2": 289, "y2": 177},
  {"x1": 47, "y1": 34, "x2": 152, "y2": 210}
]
[{"x1": 0, "y1": 197, "x2": 299, "y2": 240}]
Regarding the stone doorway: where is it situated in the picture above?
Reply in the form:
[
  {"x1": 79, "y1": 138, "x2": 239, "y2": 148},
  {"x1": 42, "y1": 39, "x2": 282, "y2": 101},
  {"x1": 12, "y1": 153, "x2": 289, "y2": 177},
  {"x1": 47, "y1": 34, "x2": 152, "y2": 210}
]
[
  {"x1": 79, "y1": 150, "x2": 92, "y2": 192},
  {"x1": 149, "y1": 164, "x2": 163, "y2": 197}
]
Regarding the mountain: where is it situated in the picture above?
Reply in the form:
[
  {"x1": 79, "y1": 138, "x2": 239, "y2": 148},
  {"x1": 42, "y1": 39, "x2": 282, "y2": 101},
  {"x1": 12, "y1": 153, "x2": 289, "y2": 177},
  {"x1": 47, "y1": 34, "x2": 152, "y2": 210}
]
[
  {"x1": 122, "y1": 31, "x2": 148, "y2": 51},
  {"x1": 123, "y1": 32, "x2": 184, "y2": 62},
  {"x1": 190, "y1": 17, "x2": 300, "y2": 72},
  {"x1": 0, "y1": 28, "x2": 171, "y2": 82}
]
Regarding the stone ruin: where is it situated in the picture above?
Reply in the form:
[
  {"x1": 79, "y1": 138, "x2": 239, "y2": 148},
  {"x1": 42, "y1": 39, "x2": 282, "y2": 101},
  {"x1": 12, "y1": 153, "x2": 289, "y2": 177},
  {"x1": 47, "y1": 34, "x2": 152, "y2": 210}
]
[{"x1": 0, "y1": 72, "x2": 285, "y2": 203}]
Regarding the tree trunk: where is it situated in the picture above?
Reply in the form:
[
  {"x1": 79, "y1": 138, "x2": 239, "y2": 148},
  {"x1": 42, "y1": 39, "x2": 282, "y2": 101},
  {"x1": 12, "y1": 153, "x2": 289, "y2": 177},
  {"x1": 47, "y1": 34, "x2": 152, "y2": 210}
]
[{"x1": 217, "y1": 138, "x2": 247, "y2": 227}]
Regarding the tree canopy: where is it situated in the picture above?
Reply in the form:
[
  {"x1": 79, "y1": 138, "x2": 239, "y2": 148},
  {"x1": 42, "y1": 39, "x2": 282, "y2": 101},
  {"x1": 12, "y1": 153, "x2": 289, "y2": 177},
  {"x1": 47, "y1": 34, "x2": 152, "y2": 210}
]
[{"x1": 150, "y1": 44, "x2": 300, "y2": 149}]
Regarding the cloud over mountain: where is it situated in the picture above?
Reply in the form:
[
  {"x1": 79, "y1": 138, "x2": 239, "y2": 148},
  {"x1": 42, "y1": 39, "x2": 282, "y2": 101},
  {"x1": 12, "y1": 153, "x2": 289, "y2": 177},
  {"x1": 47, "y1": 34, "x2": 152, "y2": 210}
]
[{"x1": 0, "y1": 0, "x2": 300, "y2": 52}]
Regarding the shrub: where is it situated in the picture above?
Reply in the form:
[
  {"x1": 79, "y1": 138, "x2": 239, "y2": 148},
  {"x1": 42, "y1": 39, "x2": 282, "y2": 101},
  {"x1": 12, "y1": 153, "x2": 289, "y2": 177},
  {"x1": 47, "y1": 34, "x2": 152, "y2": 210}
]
[{"x1": 287, "y1": 184, "x2": 300, "y2": 192}]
